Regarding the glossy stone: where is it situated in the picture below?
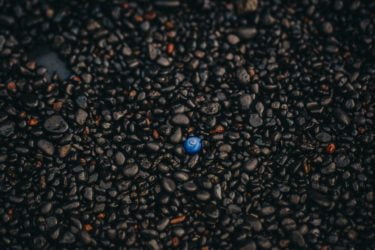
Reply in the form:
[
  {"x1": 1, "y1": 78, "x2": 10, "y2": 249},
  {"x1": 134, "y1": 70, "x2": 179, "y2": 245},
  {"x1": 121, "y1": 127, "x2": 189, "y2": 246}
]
[{"x1": 183, "y1": 137, "x2": 202, "y2": 155}]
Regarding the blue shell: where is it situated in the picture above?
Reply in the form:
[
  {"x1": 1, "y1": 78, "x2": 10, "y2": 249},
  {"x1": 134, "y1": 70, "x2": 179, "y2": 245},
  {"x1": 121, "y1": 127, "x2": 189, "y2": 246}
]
[{"x1": 183, "y1": 136, "x2": 202, "y2": 155}]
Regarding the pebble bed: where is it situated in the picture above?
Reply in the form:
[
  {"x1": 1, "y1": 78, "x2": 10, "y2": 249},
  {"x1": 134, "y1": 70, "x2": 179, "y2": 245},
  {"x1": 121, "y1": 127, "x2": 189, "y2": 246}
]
[{"x1": 0, "y1": 0, "x2": 374, "y2": 249}]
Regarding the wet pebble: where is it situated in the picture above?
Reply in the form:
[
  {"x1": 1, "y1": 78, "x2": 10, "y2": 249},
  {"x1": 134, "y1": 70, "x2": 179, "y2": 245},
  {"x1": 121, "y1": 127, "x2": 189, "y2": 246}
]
[
  {"x1": 335, "y1": 154, "x2": 350, "y2": 168},
  {"x1": 237, "y1": 68, "x2": 250, "y2": 84},
  {"x1": 44, "y1": 115, "x2": 69, "y2": 133},
  {"x1": 227, "y1": 34, "x2": 240, "y2": 45},
  {"x1": 80, "y1": 231, "x2": 93, "y2": 245},
  {"x1": 322, "y1": 22, "x2": 334, "y2": 34},
  {"x1": 196, "y1": 190, "x2": 211, "y2": 201},
  {"x1": 60, "y1": 231, "x2": 76, "y2": 244},
  {"x1": 0, "y1": 121, "x2": 15, "y2": 137},
  {"x1": 76, "y1": 96, "x2": 88, "y2": 109},
  {"x1": 261, "y1": 206, "x2": 275, "y2": 216},
  {"x1": 37, "y1": 139, "x2": 55, "y2": 155},
  {"x1": 237, "y1": 0, "x2": 258, "y2": 12},
  {"x1": 162, "y1": 177, "x2": 176, "y2": 193},
  {"x1": 239, "y1": 94, "x2": 252, "y2": 110},
  {"x1": 183, "y1": 181, "x2": 197, "y2": 192},
  {"x1": 155, "y1": 0, "x2": 181, "y2": 8},
  {"x1": 115, "y1": 152, "x2": 126, "y2": 165},
  {"x1": 83, "y1": 187, "x2": 93, "y2": 201},
  {"x1": 316, "y1": 132, "x2": 332, "y2": 142},
  {"x1": 249, "y1": 114, "x2": 263, "y2": 127},
  {"x1": 200, "y1": 102, "x2": 221, "y2": 115},
  {"x1": 123, "y1": 164, "x2": 139, "y2": 177},
  {"x1": 170, "y1": 128, "x2": 182, "y2": 144},
  {"x1": 75, "y1": 109, "x2": 88, "y2": 125},
  {"x1": 244, "y1": 158, "x2": 258, "y2": 172},
  {"x1": 171, "y1": 114, "x2": 190, "y2": 126},
  {"x1": 334, "y1": 108, "x2": 351, "y2": 126},
  {"x1": 157, "y1": 57, "x2": 171, "y2": 67},
  {"x1": 291, "y1": 231, "x2": 306, "y2": 248},
  {"x1": 236, "y1": 27, "x2": 257, "y2": 39},
  {"x1": 147, "y1": 142, "x2": 160, "y2": 152}
]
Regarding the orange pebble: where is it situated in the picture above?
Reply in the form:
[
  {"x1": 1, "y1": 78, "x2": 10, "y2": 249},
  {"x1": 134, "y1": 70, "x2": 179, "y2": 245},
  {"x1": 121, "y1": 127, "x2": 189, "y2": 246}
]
[
  {"x1": 27, "y1": 118, "x2": 39, "y2": 126},
  {"x1": 129, "y1": 90, "x2": 137, "y2": 97},
  {"x1": 7, "y1": 82, "x2": 16, "y2": 90},
  {"x1": 326, "y1": 143, "x2": 336, "y2": 154},
  {"x1": 83, "y1": 224, "x2": 93, "y2": 232},
  {"x1": 97, "y1": 213, "x2": 106, "y2": 219},
  {"x1": 134, "y1": 15, "x2": 143, "y2": 23},
  {"x1": 71, "y1": 76, "x2": 81, "y2": 82},
  {"x1": 210, "y1": 125, "x2": 225, "y2": 134},
  {"x1": 170, "y1": 215, "x2": 186, "y2": 224},
  {"x1": 166, "y1": 43, "x2": 175, "y2": 55}
]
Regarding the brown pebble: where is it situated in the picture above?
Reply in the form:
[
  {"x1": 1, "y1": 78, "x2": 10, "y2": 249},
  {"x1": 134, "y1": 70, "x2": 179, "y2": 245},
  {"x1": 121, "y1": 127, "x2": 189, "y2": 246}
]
[
  {"x1": 40, "y1": 176, "x2": 46, "y2": 189},
  {"x1": 303, "y1": 160, "x2": 311, "y2": 174},
  {"x1": 358, "y1": 127, "x2": 366, "y2": 134},
  {"x1": 19, "y1": 112, "x2": 27, "y2": 118},
  {"x1": 144, "y1": 11, "x2": 156, "y2": 20},
  {"x1": 187, "y1": 127, "x2": 194, "y2": 133},
  {"x1": 165, "y1": 20, "x2": 174, "y2": 30},
  {"x1": 248, "y1": 67, "x2": 256, "y2": 78},
  {"x1": 7, "y1": 82, "x2": 16, "y2": 90},
  {"x1": 145, "y1": 118, "x2": 151, "y2": 127},
  {"x1": 153, "y1": 129, "x2": 160, "y2": 139},
  {"x1": 326, "y1": 143, "x2": 336, "y2": 154},
  {"x1": 95, "y1": 115, "x2": 101, "y2": 126},
  {"x1": 210, "y1": 125, "x2": 225, "y2": 134},
  {"x1": 320, "y1": 84, "x2": 329, "y2": 91},
  {"x1": 171, "y1": 237, "x2": 180, "y2": 247},
  {"x1": 71, "y1": 76, "x2": 81, "y2": 82},
  {"x1": 7, "y1": 208, "x2": 13, "y2": 217},
  {"x1": 46, "y1": 8, "x2": 54, "y2": 18},
  {"x1": 26, "y1": 61, "x2": 36, "y2": 70},
  {"x1": 35, "y1": 161, "x2": 43, "y2": 168},
  {"x1": 47, "y1": 83, "x2": 57, "y2": 93},
  {"x1": 170, "y1": 215, "x2": 186, "y2": 224},
  {"x1": 52, "y1": 101, "x2": 63, "y2": 111},
  {"x1": 122, "y1": 3, "x2": 130, "y2": 9},
  {"x1": 83, "y1": 127, "x2": 90, "y2": 136},
  {"x1": 166, "y1": 43, "x2": 175, "y2": 55},
  {"x1": 279, "y1": 239, "x2": 290, "y2": 248},
  {"x1": 167, "y1": 31, "x2": 176, "y2": 38},
  {"x1": 129, "y1": 90, "x2": 137, "y2": 97},
  {"x1": 27, "y1": 117, "x2": 39, "y2": 126},
  {"x1": 83, "y1": 224, "x2": 93, "y2": 232},
  {"x1": 97, "y1": 213, "x2": 106, "y2": 219},
  {"x1": 134, "y1": 15, "x2": 143, "y2": 23}
]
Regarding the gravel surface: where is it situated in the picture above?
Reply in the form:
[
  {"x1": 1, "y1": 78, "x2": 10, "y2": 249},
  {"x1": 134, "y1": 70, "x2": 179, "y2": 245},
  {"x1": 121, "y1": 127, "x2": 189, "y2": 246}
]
[{"x1": 0, "y1": 0, "x2": 374, "y2": 249}]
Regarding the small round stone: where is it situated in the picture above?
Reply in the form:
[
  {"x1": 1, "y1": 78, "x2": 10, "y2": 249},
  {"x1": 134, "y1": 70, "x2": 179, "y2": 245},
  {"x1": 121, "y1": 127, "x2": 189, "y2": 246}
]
[
  {"x1": 43, "y1": 115, "x2": 69, "y2": 133},
  {"x1": 183, "y1": 137, "x2": 202, "y2": 155}
]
